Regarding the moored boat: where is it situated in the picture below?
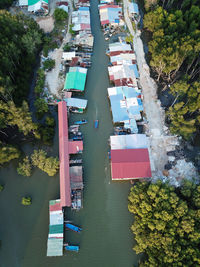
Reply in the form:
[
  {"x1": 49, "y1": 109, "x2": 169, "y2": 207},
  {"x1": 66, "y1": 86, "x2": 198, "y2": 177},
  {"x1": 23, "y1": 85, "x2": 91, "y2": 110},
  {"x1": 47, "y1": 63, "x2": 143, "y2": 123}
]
[
  {"x1": 94, "y1": 120, "x2": 99, "y2": 128},
  {"x1": 74, "y1": 119, "x2": 87, "y2": 125},
  {"x1": 64, "y1": 244, "x2": 79, "y2": 252},
  {"x1": 65, "y1": 223, "x2": 82, "y2": 233}
]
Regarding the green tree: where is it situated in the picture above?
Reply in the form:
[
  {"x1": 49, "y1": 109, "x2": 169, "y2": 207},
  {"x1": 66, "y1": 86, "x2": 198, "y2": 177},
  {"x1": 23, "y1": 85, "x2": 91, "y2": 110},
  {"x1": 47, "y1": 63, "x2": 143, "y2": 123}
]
[
  {"x1": 43, "y1": 59, "x2": 55, "y2": 71},
  {"x1": 21, "y1": 196, "x2": 32, "y2": 206},
  {"x1": 34, "y1": 98, "x2": 48, "y2": 116},
  {"x1": 17, "y1": 156, "x2": 32, "y2": 177},
  {"x1": 0, "y1": 184, "x2": 4, "y2": 191},
  {"x1": 128, "y1": 180, "x2": 200, "y2": 266},
  {"x1": 31, "y1": 149, "x2": 59, "y2": 176},
  {"x1": 54, "y1": 8, "x2": 68, "y2": 23},
  {"x1": 0, "y1": 143, "x2": 20, "y2": 165}
]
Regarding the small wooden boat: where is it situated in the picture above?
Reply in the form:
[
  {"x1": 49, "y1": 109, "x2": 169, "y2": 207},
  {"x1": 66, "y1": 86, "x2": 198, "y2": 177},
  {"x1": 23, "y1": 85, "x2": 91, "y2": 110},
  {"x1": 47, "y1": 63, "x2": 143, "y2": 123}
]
[
  {"x1": 64, "y1": 244, "x2": 79, "y2": 252},
  {"x1": 74, "y1": 119, "x2": 87, "y2": 125},
  {"x1": 94, "y1": 120, "x2": 99, "y2": 128},
  {"x1": 65, "y1": 223, "x2": 82, "y2": 233}
]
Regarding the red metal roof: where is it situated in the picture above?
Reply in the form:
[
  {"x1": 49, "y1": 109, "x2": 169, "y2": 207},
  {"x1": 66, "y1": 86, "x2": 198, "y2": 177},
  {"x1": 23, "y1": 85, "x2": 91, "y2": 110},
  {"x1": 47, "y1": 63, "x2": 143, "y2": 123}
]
[
  {"x1": 68, "y1": 141, "x2": 83, "y2": 154},
  {"x1": 58, "y1": 101, "x2": 71, "y2": 207},
  {"x1": 49, "y1": 202, "x2": 62, "y2": 212},
  {"x1": 111, "y1": 149, "x2": 152, "y2": 180},
  {"x1": 101, "y1": 20, "x2": 110, "y2": 25}
]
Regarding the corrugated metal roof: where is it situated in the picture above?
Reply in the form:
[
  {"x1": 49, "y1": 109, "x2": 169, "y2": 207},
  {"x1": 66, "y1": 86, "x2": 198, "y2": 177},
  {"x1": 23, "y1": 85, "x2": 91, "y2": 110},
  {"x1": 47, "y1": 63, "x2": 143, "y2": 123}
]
[
  {"x1": 49, "y1": 212, "x2": 63, "y2": 225},
  {"x1": 64, "y1": 67, "x2": 87, "y2": 91},
  {"x1": 110, "y1": 134, "x2": 148, "y2": 150},
  {"x1": 68, "y1": 141, "x2": 83, "y2": 154},
  {"x1": 129, "y1": 2, "x2": 139, "y2": 14},
  {"x1": 19, "y1": 0, "x2": 28, "y2": 5},
  {"x1": 64, "y1": 98, "x2": 88, "y2": 109},
  {"x1": 47, "y1": 238, "x2": 63, "y2": 256},
  {"x1": 70, "y1": 166, "x2": 83, "y2": 183},
  {"x1": 58, "y1": 101, "x2": 71, "y2": 207},
  {"x1": 111, "y1": 149, "x2": 152, "y2": 180},
  {"x1": 49, "y1": 224, "x2": 63, "y2": 234}
]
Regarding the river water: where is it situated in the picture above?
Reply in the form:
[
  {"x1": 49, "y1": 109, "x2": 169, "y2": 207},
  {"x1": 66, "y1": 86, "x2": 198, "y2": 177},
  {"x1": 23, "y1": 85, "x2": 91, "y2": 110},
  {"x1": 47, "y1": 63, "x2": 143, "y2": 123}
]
[{"x1": 0, "y1": 0, "x2": 140, "y2": 266}]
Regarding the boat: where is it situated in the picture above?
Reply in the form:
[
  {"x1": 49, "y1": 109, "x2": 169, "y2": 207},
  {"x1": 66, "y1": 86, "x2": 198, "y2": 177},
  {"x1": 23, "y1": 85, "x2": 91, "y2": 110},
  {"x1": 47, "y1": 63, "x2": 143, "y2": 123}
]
[
  {"x1": 69, "y1": 159, "x2": 82, "y2": 164},
  {"x1": 65, "y1": 223, "x2": 82, "y2": 233},
  {"x1": 64, "y1": 244, "x2": 79, "y2": 252},
  {"x1": 94, "y1": 120, "x2": 99, "y2": 128},
  {"x1": 74, "y1": 119, "x2": 87, "y2": 125}
]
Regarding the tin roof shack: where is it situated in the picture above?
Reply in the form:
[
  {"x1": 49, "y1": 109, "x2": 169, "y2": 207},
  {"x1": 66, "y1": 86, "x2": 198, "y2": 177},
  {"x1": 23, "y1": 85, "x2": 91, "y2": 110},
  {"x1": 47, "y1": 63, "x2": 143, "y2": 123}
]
[
  {"x1": 64, "y1": 97, "x2": 88, "y2": 113},
  {"x1": 64, "y1": 67, "x2": 87, "y2": 92},
  {"x1": 74, "y1": 0, "x2": 90, "y2": 8},
  {"x1": 58, "y1": 101, "x2": 71, "y2": 208},
  {"x1": 100, "y1": 0, "x2": 114, "y2": 4},
  {"x1": 73, "y1": 31, "x2": 94, "y2": 48},
  {"x1": 98, "y1": 4, "x2": 124, "y2": 27},
  {"x1": 19, "y1": 0, "x2": 28, "y2": 7},
  {"x1": 56, "y1": 1, "x2": 68, "y2": 13},
  {"x1": 110, "y1": 134, "x2": 148, "y2": 150},
  {"x1": 72, "y1": 7, "x2": 91, "y2": 32},
  {"x1": 68, "y1": 140, "x2": 83, "y2": 154},
  {"x1": 108, "y1": 64, "x2": 139, "y2": 87},
  {"x1": 107, "y1": 86, "x2": 143, "y2": 133},
  {"x1": 110, "y1": 149, "x2": 152, "y2": 180},
  {"x1": 70, "y1": 166, "x2": 83, "y2": 210},
  {"x1": 47, "y1": 200, "x2": 64, "y2": 257}
]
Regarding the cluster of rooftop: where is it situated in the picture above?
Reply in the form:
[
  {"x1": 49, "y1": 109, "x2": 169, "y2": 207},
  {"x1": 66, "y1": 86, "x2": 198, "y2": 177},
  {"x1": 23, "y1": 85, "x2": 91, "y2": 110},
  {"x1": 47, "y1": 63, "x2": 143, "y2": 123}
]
[
  {"x1": 97, "y1": 3, "x2": 151, "y2": 181},
  {"x1": 18, "y1": 0, "x2": 48, "y2": 14}
]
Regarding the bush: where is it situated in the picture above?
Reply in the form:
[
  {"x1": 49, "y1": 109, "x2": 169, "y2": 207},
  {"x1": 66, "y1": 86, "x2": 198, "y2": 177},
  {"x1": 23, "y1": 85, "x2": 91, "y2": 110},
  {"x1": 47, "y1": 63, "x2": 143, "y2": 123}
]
[
  {"x1": 21, "y1": 196, "x2": 32, "y2": 206},
  {"x1": 54, "y1": 8, "x2": 68, "y2": 23},
  {"x1": 43, "y1": 59, "x2": 55, "y2": 71},
  {"x1": 0, "y1": 184, "x2": 4, "y2": 191},
  {"x1": 63, "y1": 44, "x2": 71, "y2": 52},
  {"x1": 17, "y1": 156, "x2": 32, "y2": 177}
]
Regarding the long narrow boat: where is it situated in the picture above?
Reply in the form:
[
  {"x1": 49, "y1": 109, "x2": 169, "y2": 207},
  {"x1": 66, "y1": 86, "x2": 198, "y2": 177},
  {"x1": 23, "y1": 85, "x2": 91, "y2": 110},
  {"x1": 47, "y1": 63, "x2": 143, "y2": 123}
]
[
  {"x1": 65, "y1": 223, "x2": 82, "y2": 233},
  {"x1": 94, "y1": 120, "x2": 99, "y2": 128},
  {"x1": 74, "y1": 119, "x2": 87, "y2": 125},
  {"x1": 64, "y1": 244, "x2": 79, "y2": 252}
]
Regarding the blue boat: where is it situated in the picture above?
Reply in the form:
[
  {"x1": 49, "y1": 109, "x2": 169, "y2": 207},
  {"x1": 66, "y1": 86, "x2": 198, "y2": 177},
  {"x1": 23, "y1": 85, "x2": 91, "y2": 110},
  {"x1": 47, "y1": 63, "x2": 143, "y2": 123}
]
[
  {"x1": 64, "y1": 245, "x2": 79, "y2": 252},
  {"x1": 94, "y1": 120, "x2": 99, "y2": 128},
  {"x1": 74, "y1": 119, "x2": 87, "y2": 125},
  {"x1": 65, "y1": 223, "x2": 82, "y2": 233}
]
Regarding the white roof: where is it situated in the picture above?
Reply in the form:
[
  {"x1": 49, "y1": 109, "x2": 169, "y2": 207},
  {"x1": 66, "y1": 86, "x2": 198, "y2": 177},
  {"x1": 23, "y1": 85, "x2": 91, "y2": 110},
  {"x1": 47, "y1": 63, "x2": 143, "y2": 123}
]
[
  {"x1": 64, "y1": 98, "x2": 88, "y2": 109},
  {"x1": 28, "y1": 1, "x2": 41, "y2": 12},
  {"x1": 110, "y1": 134, "x2": 148, "y2": 150},
  {"x1": 19, "y1": 0, "x2": 28, "y2": 5},
  {"x1": 62, "y1": 51, "x2": 76, "y2": 60},
  {"x1": 109, "y1": 42, "x2": 132, "y2": 52},
  {"x1": 58, "y1": 5, "x2": 68, "y2": 13}
]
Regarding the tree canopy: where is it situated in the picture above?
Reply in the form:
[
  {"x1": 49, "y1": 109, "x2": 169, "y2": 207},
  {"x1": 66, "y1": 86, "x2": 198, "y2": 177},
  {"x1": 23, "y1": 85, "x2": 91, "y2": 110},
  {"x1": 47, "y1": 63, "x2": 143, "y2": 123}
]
[{"x1": 128, "y1": 180, "x2": 200, "y2": 266}]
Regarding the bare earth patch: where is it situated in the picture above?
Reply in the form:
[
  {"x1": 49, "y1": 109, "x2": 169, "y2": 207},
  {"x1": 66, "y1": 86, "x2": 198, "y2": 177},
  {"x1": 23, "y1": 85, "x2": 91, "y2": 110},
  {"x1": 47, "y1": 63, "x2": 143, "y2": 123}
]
[{"x1": 36, "y1": 16, "x2": 54, "y2": 33}]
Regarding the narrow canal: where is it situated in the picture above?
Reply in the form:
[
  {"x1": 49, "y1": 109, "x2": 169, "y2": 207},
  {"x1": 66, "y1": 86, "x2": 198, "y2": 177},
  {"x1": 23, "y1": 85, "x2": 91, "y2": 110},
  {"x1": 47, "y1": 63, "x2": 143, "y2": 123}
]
[{"x1": 0, "y1": 0, "x2": 140, "y2": 266}]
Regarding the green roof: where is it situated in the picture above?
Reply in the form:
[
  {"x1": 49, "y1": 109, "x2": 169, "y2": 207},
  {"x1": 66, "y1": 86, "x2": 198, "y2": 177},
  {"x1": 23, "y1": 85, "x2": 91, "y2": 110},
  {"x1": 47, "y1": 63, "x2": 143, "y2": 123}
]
[
  {"x1": 28, "y1": 0, "x2": 48, "y2": 5},
  {"x1": 49, "y1": 224, "x2": 63, "y2": 234},
  {"x1": 64, "y1": 67, "x2": 87, "y2": 92}
]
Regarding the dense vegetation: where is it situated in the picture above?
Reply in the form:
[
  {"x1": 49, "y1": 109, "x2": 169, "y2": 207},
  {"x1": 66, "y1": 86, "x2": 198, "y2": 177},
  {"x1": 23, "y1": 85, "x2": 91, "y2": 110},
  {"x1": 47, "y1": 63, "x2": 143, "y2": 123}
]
[
  {"x1": 0, "y1": 0, "x2": 14, "y2": 10},
  {"x1": 143, "y1": 0, "x2": 200, "y2": 140},
  {"x1": 129, "y1": 180, "x2": 200, "y2": 266},
  {"x1": 0, "y1": 10, "x2": 57, "y2": 167}
]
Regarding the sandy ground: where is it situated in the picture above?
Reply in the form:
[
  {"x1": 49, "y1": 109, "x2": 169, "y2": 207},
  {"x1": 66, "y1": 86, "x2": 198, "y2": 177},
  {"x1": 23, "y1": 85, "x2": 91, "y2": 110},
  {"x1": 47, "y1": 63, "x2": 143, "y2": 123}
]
[
  {"x1": 45, "y1": 0, "x2": 73, "y2": 96},
  {"x1": 36, "y1": 16, "x2": 55, "y2": 33},
  {"x1": 123, "y1": 0, "x2": 197, "y2": 182}
]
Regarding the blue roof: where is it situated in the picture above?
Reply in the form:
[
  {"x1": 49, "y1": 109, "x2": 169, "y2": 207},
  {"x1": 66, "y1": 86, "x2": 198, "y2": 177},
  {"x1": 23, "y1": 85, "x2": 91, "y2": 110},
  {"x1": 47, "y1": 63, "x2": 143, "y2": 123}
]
[
  {"x1": 79, "y1": 6, "x2": 89, "y2": 11},
  {"x1": 108, "y1": 7, "x2": 122, "y2": 23},
  {"x1": 129, "y1": 64, "x2": 139, "y2": 78},
  {"x1": 129, "y1": 3, "x2": 139, "y2": 14}
]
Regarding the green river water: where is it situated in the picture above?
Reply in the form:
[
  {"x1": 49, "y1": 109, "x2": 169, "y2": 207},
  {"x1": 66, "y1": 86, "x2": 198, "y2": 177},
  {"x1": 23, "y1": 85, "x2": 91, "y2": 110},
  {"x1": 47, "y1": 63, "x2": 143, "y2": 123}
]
[{"x1": 0, "y1": 0, "x2": 140, "y2": 266}]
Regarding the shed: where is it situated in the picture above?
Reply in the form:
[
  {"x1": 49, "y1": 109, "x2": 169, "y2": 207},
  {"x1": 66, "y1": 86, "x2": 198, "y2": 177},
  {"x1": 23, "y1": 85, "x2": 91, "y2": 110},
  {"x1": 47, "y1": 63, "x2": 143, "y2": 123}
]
[
  {"x1": 110, "y1": 134, "x2": 148, "y2": 150},
  {"x1": 70, "y1": 166, "x2": 83, "y2": 190},
  {"x1": 128, "y1": 2, "x2": 139, "y2": 15},
  {"x1": 64, "y1": 67, "x2": 87, "y2": 92},
  {"x1": 111, "y1": 149, "x2": 152, "y2": 180},
  {"x1": 58, "y1": 101, "x2": 71, "y2": 208},
  {"x1": 68, "y1": 140, "x2": 83, "y2": 154},
  {"x1": 64, "y1": 98, "x2": 88, "y2": 109}
]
